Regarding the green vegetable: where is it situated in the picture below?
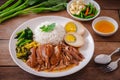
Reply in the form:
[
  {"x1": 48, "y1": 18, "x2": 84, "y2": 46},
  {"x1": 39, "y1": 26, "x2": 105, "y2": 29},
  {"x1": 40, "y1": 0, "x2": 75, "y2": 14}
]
[
  {"x1": 88, "y1": 3, "x2": 93, "y2": 15},
  {"x1": 16, "y1": 30, "x2": 23, "y2": 35},
  {"x1": 25, "y1": 27, "x2": 33, "y2": 39},
  {"x1": 81, "y1": 6, "x2": 86, "y2": 12},
  {"x1": 80, "y1": 12, "x2": 84, "y2": 18},
  {"x1": 16, "y1": 38, "x2": 25, "y2": 46},
  {"x1": 16, "y1": 46, "x2": 31, "y2": 61},
  {"x1": 95, "y1": 9, "x2": 98, "y2": 15},
  {"x1": 32, "y1": 3, "x2": 67, "y2": 13},
  {"x1": 18, "y1": 30, "x2": 26, "y2": 41},
  {"x1": 15, "y1": 27, "x2": 33, "y2": 47},
  {"x1": 73, "y1": 2, "x2": 98, "y2": 19},
  {"x1": 0, "y1": 0, "x2": 14, "y2": 11},
  {"x1": 0, "y1": 0, "x2": 29, "y2": 18},
  {"x1": 15, "y1": 27, "x2": 33, "y2": 40},
  {"x1": 16, "y1": 38, "x2": 32, "y2": 47},
  {"x1": 47, "y1": 3, "x2": 66, "y2": 11},
  {"x1": 19, "y1": 40, "x2": 32, "y2": 47},
  {"x1": 15, "y1": 28, "x2": 34, "y2": 61},
  {"x1": 0, "y1": 0, "x2": 67, "y2": 23},
  {"x1": 40, "y1": 23, "x2": 56, "y2": 32},
  {"x1": 17, "y1": 52, "x2": 27, "y2": 59},
  {"x1": 0, "y1": 3, "x2": 67, "y2": 23},
  {"x1": 28, "y1": 0, "x2": 46, "y2": 6},
  {"x1": 15, "y1": 30, "x2": 24, "y2": 39},
  {"x1": 0, "y1": 0, "x2": 23, "y2": 14},
  {"x1": 85, "y1": 15, "x2": 94, "y2": 19},
  {"x1": 0, "y1": 11, "x2": 21, "y2": 23},
  {"x1": 22, "y1": 0, "x2": 67, "y2": 13},
  {"x1": 92, "y1": 7, "x2": 95, "y2": 14}
]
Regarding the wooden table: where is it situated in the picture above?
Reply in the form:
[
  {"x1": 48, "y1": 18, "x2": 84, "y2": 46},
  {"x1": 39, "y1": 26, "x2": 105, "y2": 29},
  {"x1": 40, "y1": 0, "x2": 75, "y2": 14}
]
[{"x1": 0, "y1": 0, "x2": 120, "y2": 80}]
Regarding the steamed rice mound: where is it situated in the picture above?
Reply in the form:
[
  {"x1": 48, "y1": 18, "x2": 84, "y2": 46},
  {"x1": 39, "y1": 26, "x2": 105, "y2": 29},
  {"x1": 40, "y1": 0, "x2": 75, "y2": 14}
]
[{"x1": 34, "y1": 22, "x2": 65, "y2": 45}]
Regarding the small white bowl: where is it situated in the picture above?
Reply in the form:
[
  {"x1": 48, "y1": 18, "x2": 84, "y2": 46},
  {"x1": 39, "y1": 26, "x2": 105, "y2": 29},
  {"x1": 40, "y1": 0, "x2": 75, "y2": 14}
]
[
  {"x1": 67, "y1": 0, "x2": 100, "y2": 21},
  {"x1": 92, "y1": 16, "x2": 118, "y2": 36}
]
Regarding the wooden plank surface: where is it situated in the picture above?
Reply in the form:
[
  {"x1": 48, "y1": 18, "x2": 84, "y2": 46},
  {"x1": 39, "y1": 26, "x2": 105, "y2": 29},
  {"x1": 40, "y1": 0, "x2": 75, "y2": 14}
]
[
  {"x1": 95, "y1": 0, "x2": 120, "y2": 9},
  {"x1": 0, "y1": 66, "x2": 120, "y2": 80},
  {"x1": 119, "y1": 10, "x2": 120, "y2": 18},
  {"x1": 0, "y1": 0, "x2": 120, "y2": 80}
]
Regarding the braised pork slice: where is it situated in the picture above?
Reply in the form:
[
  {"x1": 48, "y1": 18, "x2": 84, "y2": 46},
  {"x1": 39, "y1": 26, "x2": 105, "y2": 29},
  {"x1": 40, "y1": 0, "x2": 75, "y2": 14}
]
[
  {"x1": 68, "y1": 46, "x2": 83, "y2": 61},
  {"x1": 26, "y1": 42, "x2": 84, "y2": 71},
  {"x1": 26, "y1": 47, "x2": 38, "y2": 68},
  {"x1": 71, "y1": 46, "x2": 84, "y2": 60},
  {"x1": 37, "y1": 44, "x2": 54, "y2": 69},
  {"x1": 50, "y1": 45, "x2": 62, "y2": 66},
  {"x1": 44, "y1": 44, "x2": 54, "y2": 68},
  {"x1": 36, "y1": 46, "x2": 44, "y2": 71}
]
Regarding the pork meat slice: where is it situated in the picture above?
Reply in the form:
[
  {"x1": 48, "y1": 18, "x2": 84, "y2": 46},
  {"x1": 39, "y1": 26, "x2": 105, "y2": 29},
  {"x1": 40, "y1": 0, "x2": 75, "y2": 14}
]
[
  {"x1": 26, "y1": 47, "x2": 38, "y2": 68},
  {"x1": 71, "y1": 46, "x2": 84, "y2": 60},
  {"x1": 50, "y1": 45, "x2": 62, "y2": 66},
  {"x1": 53, "y1": 59, "x2": 66, "y2": 70},
  {"x1": 44, "y1": 44, "x2": 54, "y2": 68},
  {"x1": 68, "y1": 46, "x2": 83, "y2": 61},
  {"x1": 36, "y1": 46, "x2": 44, "y2": 70},
  {"x1": 63, "y1": 46, "x2": 79, "y2": 65},
  {"x1": 37, "y1": 44, "x2": 54, "y2": 69}
]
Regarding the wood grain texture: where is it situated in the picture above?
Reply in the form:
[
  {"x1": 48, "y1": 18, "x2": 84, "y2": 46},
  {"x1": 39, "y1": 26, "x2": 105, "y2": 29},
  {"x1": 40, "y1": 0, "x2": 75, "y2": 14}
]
[
  {"x1": 119, "y1": 10, "x2": 120, "y2": 19},
  {"x1": 0, "y1": 0, "x2": 120, "y2": 80},
  {"x1": 95, "y1": 0, "x2": 120, "y2": 9},
  {"x1": 0, "y1": 40, "x2": 15, "y2": 66},
  {"x1": 0, "y1": 66, "x2": 120, "y2": 80}
]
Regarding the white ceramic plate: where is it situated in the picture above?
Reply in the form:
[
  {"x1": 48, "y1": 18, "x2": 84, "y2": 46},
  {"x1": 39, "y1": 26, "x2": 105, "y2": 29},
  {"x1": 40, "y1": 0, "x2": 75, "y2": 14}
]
[{"x1": 9, "y1": 16, "x2": 94, "y2": 77}]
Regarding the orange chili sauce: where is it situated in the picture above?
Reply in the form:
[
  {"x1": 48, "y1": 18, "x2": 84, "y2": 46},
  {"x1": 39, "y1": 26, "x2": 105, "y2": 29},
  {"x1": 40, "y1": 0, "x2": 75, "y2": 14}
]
[{"x1": 94, "y1": 20, "x2": 115, "y2": 33}]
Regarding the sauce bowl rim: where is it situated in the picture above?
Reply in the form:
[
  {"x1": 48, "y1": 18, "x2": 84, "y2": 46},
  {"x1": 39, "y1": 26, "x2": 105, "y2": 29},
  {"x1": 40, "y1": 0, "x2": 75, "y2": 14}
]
[{"x1": 92, "y1": 16, "x2": 118, "y2": 36}]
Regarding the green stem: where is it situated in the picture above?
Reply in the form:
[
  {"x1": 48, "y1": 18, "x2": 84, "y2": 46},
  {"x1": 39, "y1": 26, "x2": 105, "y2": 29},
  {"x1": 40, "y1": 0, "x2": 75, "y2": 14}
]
[
  {"x1": 10, "y1": 1, "x2": 54, "y2": 15},
  {"x1": 0, "y1": 11, "x2": 21, "y2": 23},
  {"x1": 32, "y1": 3, "x2": 67, "y2": 13},
  {"x1": 0, "y1": 3, "x2": 67, "y2": 23},
  {"x1": 0, "y1": 0, "x2": 15, "y2": 11},
  {"x1": 0, "y1": 0, "x2": 29, "y2": 18},
  {"x1": 21, "y1": 1, "x2": 51, "y2": 12},
  {"x1": 22, "y1": 0, "x2": 63, "y2": 12},
  {"x1": 0, "y1": 0, "x2": 23, "y2": 14}
]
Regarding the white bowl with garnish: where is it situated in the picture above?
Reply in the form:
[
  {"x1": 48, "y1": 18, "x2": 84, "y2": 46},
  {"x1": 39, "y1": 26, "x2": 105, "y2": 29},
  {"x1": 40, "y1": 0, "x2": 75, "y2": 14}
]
[
  {"x1": 67, "y1": 0, "x2": 100, "y2": 21},
  {"x1": 92, "y1": 16, "x2": 118, "y2": 36}
]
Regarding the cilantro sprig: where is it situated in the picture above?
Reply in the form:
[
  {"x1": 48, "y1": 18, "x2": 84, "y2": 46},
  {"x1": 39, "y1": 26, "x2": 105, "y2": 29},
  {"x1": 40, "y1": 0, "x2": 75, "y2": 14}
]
[{"x1": 40, "y1": 23, "x2": 56, "y2": 32}]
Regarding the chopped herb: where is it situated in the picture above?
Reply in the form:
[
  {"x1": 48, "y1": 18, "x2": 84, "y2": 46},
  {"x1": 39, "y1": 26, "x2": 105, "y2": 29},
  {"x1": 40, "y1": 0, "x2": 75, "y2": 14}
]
[{"x1": 40, "y1": 23, "x2": 56, "y2": 32}]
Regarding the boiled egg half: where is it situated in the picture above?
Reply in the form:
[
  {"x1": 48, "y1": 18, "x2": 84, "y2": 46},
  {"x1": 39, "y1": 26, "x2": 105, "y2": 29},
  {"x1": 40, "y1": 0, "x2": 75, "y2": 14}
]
[
  {"x1": 65, "y1": 21, "x2": 85, "y2": 35},
  {"x1": 64, "y1": 32, "x2": 84, "y2": 47}
]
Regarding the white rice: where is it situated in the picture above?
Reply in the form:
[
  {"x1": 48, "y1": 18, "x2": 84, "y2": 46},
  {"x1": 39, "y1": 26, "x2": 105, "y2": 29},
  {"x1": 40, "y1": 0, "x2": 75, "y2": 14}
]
[{"x1": 34, "y1": 21, "x2": 65, "y2": 45}]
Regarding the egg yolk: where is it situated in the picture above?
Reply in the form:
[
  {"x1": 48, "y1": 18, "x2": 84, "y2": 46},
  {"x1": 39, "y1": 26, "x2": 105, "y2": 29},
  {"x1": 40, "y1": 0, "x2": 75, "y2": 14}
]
[
  {"x1": 65, "y1": 34, "x2": 76, "y2": 43},
  {"x1": 65, "y1": 22, "x2": 77, "y2": 32}
]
